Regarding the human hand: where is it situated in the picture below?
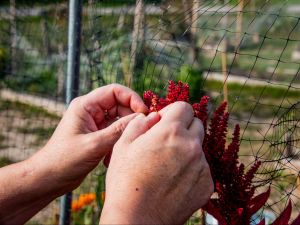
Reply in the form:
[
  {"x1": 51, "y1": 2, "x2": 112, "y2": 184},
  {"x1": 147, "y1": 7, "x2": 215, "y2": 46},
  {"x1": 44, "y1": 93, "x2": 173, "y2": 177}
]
[
  {"x1": 32, "y1": 84, "x2": 148, "y2": 194},
  {"x1": 100, "y1": 102, "x2": 214, "y2": 225}
]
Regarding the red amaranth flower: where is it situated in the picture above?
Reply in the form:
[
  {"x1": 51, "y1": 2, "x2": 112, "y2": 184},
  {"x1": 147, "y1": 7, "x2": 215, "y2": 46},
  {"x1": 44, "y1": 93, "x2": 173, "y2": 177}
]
[
  {"x1": 193, "y1": 95, "x2": 209, "y2": 130},
  {"x1": 143, "y1": 80, "x2": 299, "y2": 225}
]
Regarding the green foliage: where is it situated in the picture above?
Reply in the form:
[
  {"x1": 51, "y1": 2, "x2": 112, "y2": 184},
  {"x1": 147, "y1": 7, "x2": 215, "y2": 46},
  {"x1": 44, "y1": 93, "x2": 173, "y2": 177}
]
[
  {"x1": 0, "y1": 47, "x2": 8, "y2": 80},
  {"x1": 133, "y1": 64, "x2": 205, "y2": 102},
  {"x1": 133, "y1": 59, "x2": 165, "y2": 96},
  {"x1": 95, "y1": 173, "x2": 106, "y2": 211},
  {"x1": 205, "y1": 80, "x2": 300, "y2": 99},
  {"x1": 204, "y1": 80, "x2": 300, "y2": 118},
  {"x1": 72, "y1": 205, "x2": 95, "y2": 225},
  {"x1": 176, "y1": 65, "x2": 205, "y2": 103},
  {"x1": 5, "y1": 69, "x2": 57, "y2": 96}
]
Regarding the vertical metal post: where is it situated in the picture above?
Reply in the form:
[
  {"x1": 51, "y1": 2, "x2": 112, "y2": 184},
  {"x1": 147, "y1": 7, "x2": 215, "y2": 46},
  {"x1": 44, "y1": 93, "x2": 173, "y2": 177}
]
[{"x1": 59, "y1": 0, "x2": 82, "y2": 224}]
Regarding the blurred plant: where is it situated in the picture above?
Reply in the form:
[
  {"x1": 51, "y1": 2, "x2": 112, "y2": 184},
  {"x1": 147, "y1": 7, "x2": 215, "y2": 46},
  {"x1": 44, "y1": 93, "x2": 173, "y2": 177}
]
[
  {"x1": 72, "y1": 193, "x2": 96, "y2": 213},
  {"x1": 71, "y1": 193, "x2": 98, "y2": 225},
  {"x1": 143, "y1": 80, "x2": 300, "y2": 225},
  {"x1": 4, "y1": 69, "x2": 57, "y2": 95},
  {"x1": 0, "y1": 47, "x2": 8, "y2": 80},
  {"x1": 176, "y1": 64, "x2": 205, "y2": 102},
  {"x1": 95, "y1": 173, "x2": 106, "y2": 210}
]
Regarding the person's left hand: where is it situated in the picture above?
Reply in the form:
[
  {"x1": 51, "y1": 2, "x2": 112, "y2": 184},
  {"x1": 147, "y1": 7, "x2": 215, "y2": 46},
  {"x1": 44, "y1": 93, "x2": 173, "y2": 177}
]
[{"x1": 31, "y1": 84, "x2": 148, "y2": 193}]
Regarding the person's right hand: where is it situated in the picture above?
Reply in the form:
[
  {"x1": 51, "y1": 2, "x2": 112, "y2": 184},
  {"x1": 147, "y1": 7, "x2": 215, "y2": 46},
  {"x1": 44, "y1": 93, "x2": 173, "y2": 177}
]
[{"x1": 100, "y1": 102, "x2": 214, "y2": 225}]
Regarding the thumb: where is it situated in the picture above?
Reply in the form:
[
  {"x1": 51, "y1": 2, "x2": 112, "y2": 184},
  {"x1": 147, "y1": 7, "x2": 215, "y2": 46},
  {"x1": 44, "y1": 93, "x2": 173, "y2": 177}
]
[
  {"x1": 104, "y1": 112, "x2": 160, "y2": 167},
  {"x1": 88, "y1": 113, "x2": 139, "y2": 156},
  {"x1": 118, "y1": 112, "x2": 160, "y2": 145}
]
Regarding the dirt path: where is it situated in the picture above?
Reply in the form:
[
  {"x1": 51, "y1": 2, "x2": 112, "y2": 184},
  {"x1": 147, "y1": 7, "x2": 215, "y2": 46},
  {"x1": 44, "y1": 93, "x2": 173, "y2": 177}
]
[{"x1": 0, "y1": 89, "x2": 65, "y2": 116}]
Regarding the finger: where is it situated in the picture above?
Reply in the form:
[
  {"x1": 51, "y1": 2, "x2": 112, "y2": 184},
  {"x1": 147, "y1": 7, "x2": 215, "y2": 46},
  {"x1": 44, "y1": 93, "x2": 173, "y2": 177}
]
[
  {"x1": 188, "y1": 118, "x2": 205, "y2": 143},
  {"x1": 103, "y1": 150, "x2": 112, "y2": 168},
  {"x1": 88, "y1": 113, "x2": 139, "y2": 155},
  {"x1": 158, "y1": 102, "x2": 194, "y2": 128},
  {"x1": 103, "y1": 112, "x2": 160, "y2": 167},
  {"x1": 98, "y1": 105, "x2": 135, "y2": 129},
  {"x1": 107, "y1": 105, "x2": 134, "y2": 119},
  {"x1": 81, "y1": 84, "x2": 148, "y2": 119},
  {"x1": 118, "y1": 112, "x2": 160, "y2": 144}
]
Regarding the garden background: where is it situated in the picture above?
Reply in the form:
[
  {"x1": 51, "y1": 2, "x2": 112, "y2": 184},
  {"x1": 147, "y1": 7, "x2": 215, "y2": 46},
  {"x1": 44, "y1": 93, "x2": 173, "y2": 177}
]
[{"x1": 0, "y1": 0, "x2": 300, "y2": 224}]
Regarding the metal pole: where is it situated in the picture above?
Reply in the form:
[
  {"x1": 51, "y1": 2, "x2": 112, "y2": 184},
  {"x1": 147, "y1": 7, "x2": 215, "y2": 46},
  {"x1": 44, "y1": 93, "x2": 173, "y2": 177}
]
[{"x1": 59, "y1": 0, "x2": 82, "y2": 224}]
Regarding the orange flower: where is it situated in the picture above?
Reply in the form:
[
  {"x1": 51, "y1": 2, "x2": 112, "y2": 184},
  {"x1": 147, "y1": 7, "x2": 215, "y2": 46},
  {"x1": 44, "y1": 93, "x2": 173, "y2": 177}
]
[
  {"x1": 72, "y1": 193, "x2": 96, "y2": 213},
  {"x1": 71, "y1": 201, "x2": 80, "y2": 212},
  {"x1": 87, "y1": 193, "x2": 96, "y2": 203}
]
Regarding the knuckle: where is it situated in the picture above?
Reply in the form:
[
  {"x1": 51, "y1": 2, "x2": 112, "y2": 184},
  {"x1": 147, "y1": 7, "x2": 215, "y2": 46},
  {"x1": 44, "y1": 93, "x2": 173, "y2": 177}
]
[
  {"x1": 107, "y1": 83, "x2": 127, "y2": 92},
  {"x1": 172, "y1": 101, "x2": 193, "y2": 114},
  {"x1": 108, "y1": 83, "x2": 119, "y2": 89},
  {"x1": 190, "y1": 138, "x2": 202, "y2": 151},
  {"x1": 70, "y1": 96, "x2": 81, "y2": 106},
  {"x1": 166, "y1": 122, "x2": 182, "y2": 137},
  {"x1": 112, "y1": 120, "x2": 128, "y2": 136},
  {"x1": 188, "y1": 139, "x2": 202, "y2": 158},
  {"x1": 68, "y1": 96, "x2": 82, "y2": 111}
]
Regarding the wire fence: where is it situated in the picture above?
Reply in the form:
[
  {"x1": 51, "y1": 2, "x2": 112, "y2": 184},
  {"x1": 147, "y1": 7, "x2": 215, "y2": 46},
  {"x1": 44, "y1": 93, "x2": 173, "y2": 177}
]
[{"x1": 0, "y1": 0, "x2": 300, "y2": 224}]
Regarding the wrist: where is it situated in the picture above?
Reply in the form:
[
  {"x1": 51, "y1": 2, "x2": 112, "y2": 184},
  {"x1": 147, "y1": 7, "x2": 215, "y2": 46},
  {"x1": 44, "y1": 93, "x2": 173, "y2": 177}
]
[
  {"x1": 28, "y1": 148, "x2": 77, "y2": 197},
  {"x1": 0, "y1": 150, "x2": 68, "y2": 224},
  {"x1": 100, "y1": 193, "x2": 164, "y2": 224}
]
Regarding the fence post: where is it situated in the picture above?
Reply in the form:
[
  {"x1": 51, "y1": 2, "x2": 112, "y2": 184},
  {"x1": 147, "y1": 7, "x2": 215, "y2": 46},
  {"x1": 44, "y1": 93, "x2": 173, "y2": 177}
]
[{"x1": 59, "y1": 0, "x2": 82, "y2": 224}]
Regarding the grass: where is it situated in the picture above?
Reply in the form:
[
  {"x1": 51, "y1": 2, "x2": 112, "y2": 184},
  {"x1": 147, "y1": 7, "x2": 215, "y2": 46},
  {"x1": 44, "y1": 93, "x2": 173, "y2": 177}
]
[
  {"x1": 203, "y1": 79, "x2": 300, "y2": 118},
  {"x1": 205, "y1": 80, "x2": 300, "y2": 99},
  {"x1": 202, "y1": 41, "x2": 299, "y2": 81}
]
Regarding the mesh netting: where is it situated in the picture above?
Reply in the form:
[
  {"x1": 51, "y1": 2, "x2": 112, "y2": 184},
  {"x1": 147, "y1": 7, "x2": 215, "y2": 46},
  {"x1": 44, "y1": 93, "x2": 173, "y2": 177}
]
[{"x1": 0, "y1": 0, "x2": 300, "y2": 224}]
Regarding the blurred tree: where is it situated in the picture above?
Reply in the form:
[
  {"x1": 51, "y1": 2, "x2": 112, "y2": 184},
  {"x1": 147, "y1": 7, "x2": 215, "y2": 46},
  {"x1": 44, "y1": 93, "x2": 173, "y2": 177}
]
[
  {"x1": 190, "y1": 0, "x2": 201, "y2": 68},
  {"x1": 129, "y1": 0, "x2": 145, "y2": 86},
  {"x1": 40, "y1": 10, "x2": 51, "y2": 57},
  {"x1": 181, "y1": 0, "x2": 202, "y2": 69}
]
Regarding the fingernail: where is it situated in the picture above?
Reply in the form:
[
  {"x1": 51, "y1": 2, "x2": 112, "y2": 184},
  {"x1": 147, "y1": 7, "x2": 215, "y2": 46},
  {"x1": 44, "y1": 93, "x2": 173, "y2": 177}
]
[{"x1": 136, "y1": 113, "x2": 146, "y2": 119}]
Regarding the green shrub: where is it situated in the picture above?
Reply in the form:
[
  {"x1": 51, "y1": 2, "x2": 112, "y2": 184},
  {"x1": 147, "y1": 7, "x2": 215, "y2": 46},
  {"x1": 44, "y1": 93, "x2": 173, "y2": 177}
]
[
  {"x1": 176, "y1": 64, "x2": 205, "y2": 102},
  {"x1": 5, "y1": 69, "x2": 57, "y2": 96},
  {"x1": 0, "y1": 47, "x2": 8, "y2": 80}
]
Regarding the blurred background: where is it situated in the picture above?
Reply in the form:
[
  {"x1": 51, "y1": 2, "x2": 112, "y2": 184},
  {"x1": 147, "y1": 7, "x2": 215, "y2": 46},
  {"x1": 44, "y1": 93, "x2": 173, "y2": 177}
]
[{"x1": 0, "y1": 0, "x2": 300, "y2": 224}]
